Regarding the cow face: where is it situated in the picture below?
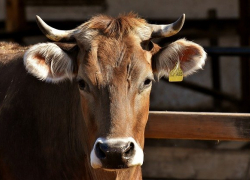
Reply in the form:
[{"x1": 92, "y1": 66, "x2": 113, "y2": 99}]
[
  {"x1": 76, "y1": 34, "x2": 154, "y2": 169},
  {"x1": 24, "y1": 13, "x2": 206, "y2": 170}
]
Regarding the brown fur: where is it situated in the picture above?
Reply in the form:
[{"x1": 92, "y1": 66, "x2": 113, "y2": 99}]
[
  {"x1": 0, "y1": 50, "x2": 89, "y2": 179},
  {"x1": 86, "y1": 13, "x2": 147, "y2": 38},
  {"x1": 0, "y1": 36, "x2": 151, "y2": 180},
  {"x1": 0, "y1": 42, "x2": 28, "y2": 54},
  {"x1": 0, "y1": 13, "x2": 206, "y2": 180},
  {"x1": 0, "y1": 15, "x2": 158, "y2": 180},
  {"x1": 0, "y1": 42, "x2": 29, "y2": 64}
]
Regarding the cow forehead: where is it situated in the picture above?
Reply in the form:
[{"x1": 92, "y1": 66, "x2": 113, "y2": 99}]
[
  {"x1": 79, "y1": 36, "x2": 152, "y2": 87},
  {"x1": 74, "y1": 13, "x2": 154, "y2": 86},
  {"x1": 95, "y1": 35, "x2": 147, "y2": 67},
  {"x1": 74, "y1": 13, "x2": 152, "y2": 49}
]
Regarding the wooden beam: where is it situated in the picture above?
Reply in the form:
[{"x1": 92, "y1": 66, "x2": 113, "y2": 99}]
[
  {"x1": 5, "y1": 0, "x2": 26, "y2": 32},
  {"x1": 208, "y1": 9, "x2": 221, "y2": 111},
  {"x1": 239, "y1": 0, "x2": 250, "y2": 112},
  {"x1": 146, "y1": 111, "x2": 250, "y2": 141}
]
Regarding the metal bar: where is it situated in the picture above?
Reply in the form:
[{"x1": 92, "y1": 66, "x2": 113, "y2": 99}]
[
  {"x1": 0, "y1": 29, "x2": 42, "y2": 39},
  {"x1": 205, "y1": 47, "x2": 250, "y2": 56},
  {"x1": 146, "y1": 111, "x2": 250, "y2": 141}
]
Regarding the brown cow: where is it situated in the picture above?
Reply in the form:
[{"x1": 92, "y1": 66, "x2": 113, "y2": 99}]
[{"x1": 0, "y1": 13, "x2": 206, "y2": 180}]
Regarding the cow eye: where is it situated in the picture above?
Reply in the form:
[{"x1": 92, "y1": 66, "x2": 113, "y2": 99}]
[
  {"x1": 140, "y1": 77, "x2": 154, "y2": 93},
  {"x1": 144, "y1": 78, "x2": 152, "y2": 86},
  {"x1": 77, "y1": 79, "x2": 88, "y2": 91}
]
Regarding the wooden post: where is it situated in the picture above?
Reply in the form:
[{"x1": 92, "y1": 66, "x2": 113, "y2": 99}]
[
  {"x1": 239, "y1": 0, "x2": 250, "y2": 112},
  {"x1": 5, "y1": 0, "x2": 26, "y2": 32},
  {"x1": 208, "y1": 9, "x2": 221, "y2": 111}
]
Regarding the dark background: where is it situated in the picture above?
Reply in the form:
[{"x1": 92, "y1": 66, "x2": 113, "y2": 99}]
[{"x1": 0, "y1": 0, "x2": 250, "y2": 179}]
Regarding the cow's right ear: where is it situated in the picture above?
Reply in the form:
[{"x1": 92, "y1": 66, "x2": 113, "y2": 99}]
[{"x1": 24, "y1": 42, "x2": 79, "y2": 83}]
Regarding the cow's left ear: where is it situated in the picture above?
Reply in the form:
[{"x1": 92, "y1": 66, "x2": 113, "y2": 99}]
[
  {"x1": 152, "y1": 39, "x2": 206, "y2": 80},
  {"x1": 24, "y1": 42, "x2": 79, "y2": 83}
]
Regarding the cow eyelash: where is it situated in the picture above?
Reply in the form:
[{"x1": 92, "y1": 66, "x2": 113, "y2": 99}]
[
  {"x1": 139, "y1": 77, "x2": 154, "y2": 93},
  {"x1": 144, "y1": 78, "x2": 153, "y2": 86},
  {"x1": 78, "y1": 79, "x2": 86, "y2": 90},
  {"x1": 77, "y1": 78, "x2": 89, "y2": 92}
]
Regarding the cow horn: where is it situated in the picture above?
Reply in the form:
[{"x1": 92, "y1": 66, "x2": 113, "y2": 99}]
[
  {"x1": 150, "y1": 14, "x2": 185, "y2": 38},
  {"x1": 36, "y1": 15, "x2": 76, "y2": 42}
]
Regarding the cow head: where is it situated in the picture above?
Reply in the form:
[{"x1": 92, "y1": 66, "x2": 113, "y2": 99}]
[{"x1": 24, "y1": 13, "x2": 206, "y2": 170}]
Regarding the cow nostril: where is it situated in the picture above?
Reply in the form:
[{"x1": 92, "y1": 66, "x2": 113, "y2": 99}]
[
  {"x1": 124, "y1": 142, "x2": 135, "y2": 157},
  {"x1": 95, "y1": 142, "x2": 106, "y2": 159}
]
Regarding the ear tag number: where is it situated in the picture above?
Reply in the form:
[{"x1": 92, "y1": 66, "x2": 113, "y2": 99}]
[{"x1": 169, "y1": 62, "x2": 183, "y2": 82}]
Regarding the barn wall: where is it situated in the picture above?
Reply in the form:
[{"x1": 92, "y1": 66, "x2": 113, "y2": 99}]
[
  {"x1": 0, "y1": 0, "x2": 5, "y2": 20},
  {"x1": 0, "y1": 0, "x2": 238, "y2": 20},
  {"x1": 143, "y1": 146, "x2": 250, "y2": 179}
]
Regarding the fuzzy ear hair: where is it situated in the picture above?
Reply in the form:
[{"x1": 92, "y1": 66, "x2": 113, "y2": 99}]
[
  {"x1": 152, "y1": 39, "x2": 207, "y2": 80},
  {"x1": 24, "y1": 43, "x2": 77, "y2": 83}
]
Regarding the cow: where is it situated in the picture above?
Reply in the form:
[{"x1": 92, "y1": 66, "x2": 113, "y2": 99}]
[{"x1": 0, "y1": 13, "x2": 206, "y2": 180}]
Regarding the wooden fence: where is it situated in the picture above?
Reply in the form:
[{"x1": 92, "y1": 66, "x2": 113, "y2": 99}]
[
  {"x1": 146, "y1": 111, "x2": 250, "y2": 141},
  {"x1": 144, "y1": 112, "x2": 250, "y2": 180}
]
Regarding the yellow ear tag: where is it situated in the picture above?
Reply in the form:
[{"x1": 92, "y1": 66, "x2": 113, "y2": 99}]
[{"x1": 169, "y1": 62, "x2": 183, "y2": 82}]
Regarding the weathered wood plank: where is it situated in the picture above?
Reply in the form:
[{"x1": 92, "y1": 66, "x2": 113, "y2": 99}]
[
  {"x1": 6, "y1": 0, "x2": 26, "y2": 32},
  {"x1": 146, "y1": 111, "x2": 250, "y2": 141}
]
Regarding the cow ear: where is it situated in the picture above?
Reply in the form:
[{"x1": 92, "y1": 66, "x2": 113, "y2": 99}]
[
  {"x1": 24, "y1": 42, "x2": 79, "y2": 83},
  {"x1": 152, "y1": 39, "x2": 206, "y2": 80}
]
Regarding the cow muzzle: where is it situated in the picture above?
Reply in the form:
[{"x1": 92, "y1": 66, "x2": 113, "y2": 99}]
[{"x1": 90, "y1": 137, "x2": 144, "y2": 170}]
